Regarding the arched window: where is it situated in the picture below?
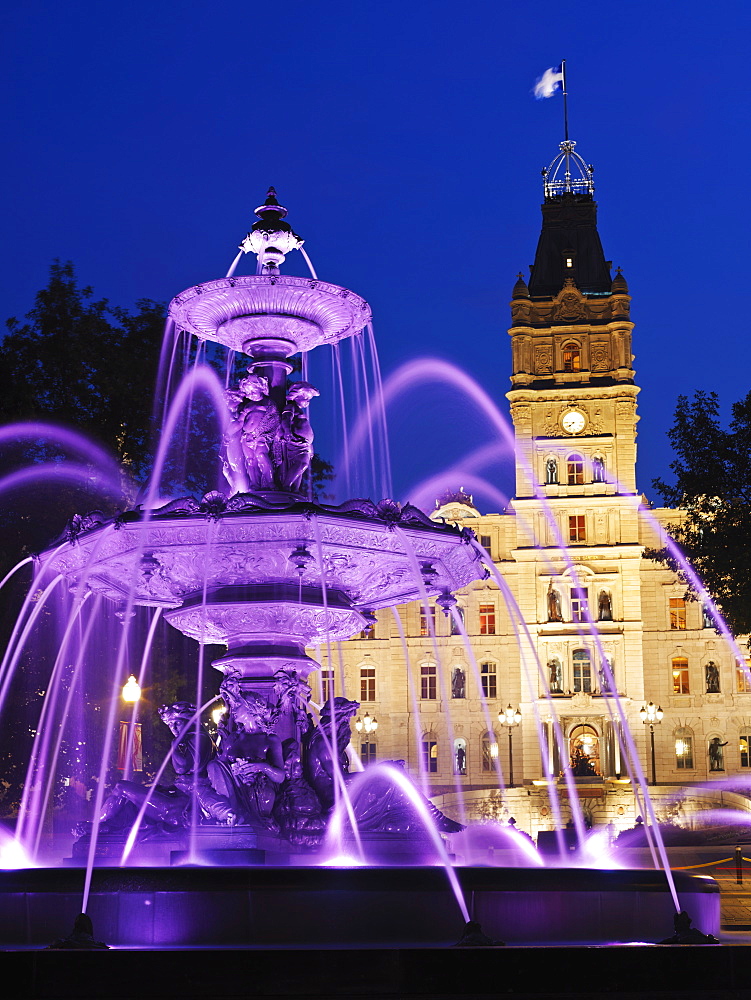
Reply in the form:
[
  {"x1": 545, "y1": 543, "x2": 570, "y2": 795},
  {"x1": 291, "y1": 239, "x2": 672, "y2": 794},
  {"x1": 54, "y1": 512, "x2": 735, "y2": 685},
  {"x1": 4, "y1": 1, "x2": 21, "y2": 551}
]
[
  {"x1": 672, "y1": 657, "x2": 690, "y2": 694},
  {"x1": 569, "y1": 724, "x2": 600, "y2": 776},
  {"x1": 567, "y1": 454, "x2": 585, "y2": 485},
  {"x1": 740, "y1": 729, "x2": 751, "y2": 768},
  {"x1": 674, "y1": 727, "x2": 694, "y2": 769},
  {"x1": 572, "y1": 648, "x2": 592, "y2": 693},
  {"x1": 481, "y1": 731, "x2": 499, "y2": 772},
  {"x1": 422, "y1": 737, "x2": 438, "y2": 773},
  {"x1": 453, "y1": 738, "x2": 467, "y2": 775},
  {"x1": 562, "y1": 342, "x2": 581, "y2": 373},
  {"x1": 592, "y1": 456, "x2": 606, "y2": 483}
]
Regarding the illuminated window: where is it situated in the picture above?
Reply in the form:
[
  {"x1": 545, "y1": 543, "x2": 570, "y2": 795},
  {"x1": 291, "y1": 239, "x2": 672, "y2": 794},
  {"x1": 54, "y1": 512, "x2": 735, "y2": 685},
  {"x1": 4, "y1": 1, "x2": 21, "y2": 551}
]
[
  {"x1": 573, "y1": 648, "x2": 592, "y2": 693},
  {"x1": 479, "y1": 604, "x2": 496, "y2": 635},
  {"x1": 422, "y1": 739, "x2": 438, "y2": 773},
  {"x1": 360, "y1": 665, "x2": 375, "y2": 702},
  {"x1": 420, "y1": 605, "x2": 436, "y2": 637},
  {"x1": 569, "y1": 515, "x2": 586, "y2": 543},
  {"x1": 565, "y1": 257, "x2": 573, "y2": 268},
  {"x1": 421, "y1": 662, "x2": 437, "y2": 700},
  {"x1": 562, "y1": 343, "x2": 581, "y2": 372},
  {"x1": 454, "y1": 738, "x2": 467, "y2": 775},
  {"x1": 669, "y1": 598, "x2": 686, "y2": 630},
  {"x1": 672, "y1": 657, "x2": 690, "y2": 694},
  {"x1": 320, "y1": 669, "x2": 334, "y2": 704},
  {"x1": 740, "y1": 731, "x2": 751, "y2": 768},
  {"x1": 481, "y1": 732, "x2": 499, "y2": 772},
  {"x1": 480, "y1": 661, "x2": 497, "y2": 699},
  {"x1": 737, "y1": 660, "x2": 751, "y2": 693},
  {"x1": 567, "y1": 454, "x2": 584, "y2": 485},
  {"x1": 675, "y1": 729, "x2": 694, "y2": 769},
  {"x1": 571, "y1": 587, "x2": 589, "y2": 623}
]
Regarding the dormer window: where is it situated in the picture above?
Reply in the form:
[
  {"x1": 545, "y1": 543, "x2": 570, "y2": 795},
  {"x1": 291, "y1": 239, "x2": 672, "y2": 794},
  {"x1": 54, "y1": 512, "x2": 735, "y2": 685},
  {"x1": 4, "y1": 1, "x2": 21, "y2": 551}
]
[{"x1": 562, "y1": 343, "x2": 581, "y2": 373}]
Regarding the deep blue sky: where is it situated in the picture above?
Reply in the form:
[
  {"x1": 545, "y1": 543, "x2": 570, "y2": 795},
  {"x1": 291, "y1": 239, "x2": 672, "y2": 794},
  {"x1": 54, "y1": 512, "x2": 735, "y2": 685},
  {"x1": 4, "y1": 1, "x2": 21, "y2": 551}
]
[{"x1": 2, "y1": 1, "x2": 749, "y2": 510}]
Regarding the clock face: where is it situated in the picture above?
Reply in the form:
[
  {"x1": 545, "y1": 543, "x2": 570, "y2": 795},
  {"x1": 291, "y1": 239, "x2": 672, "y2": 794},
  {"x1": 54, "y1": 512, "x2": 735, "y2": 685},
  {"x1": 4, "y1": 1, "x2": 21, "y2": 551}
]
[{"x1": 561, "y1": 409, "x2": 586, "y2": 434}]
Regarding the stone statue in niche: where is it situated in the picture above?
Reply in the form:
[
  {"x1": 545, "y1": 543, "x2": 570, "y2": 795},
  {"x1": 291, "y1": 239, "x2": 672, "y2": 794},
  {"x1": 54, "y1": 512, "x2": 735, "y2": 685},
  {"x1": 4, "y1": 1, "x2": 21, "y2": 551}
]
[
  {"x1": 210, "y1": 680, "x2": 285, "y2": 831},
  {"x1": 94, "y1": 702, "x2": 237, "y2": 835},
  {"x1": 279, "y1": 381, "x2": 320, "y2": 492},
  {"x1": 548, "y1": 658, "x2": 563, "y2": 693},
  {"x1": 451, "y1": 666, "x2": 466, "y2": 699},
  {"x1": 597, "y1": 590, "x2": 613, "y2": 621},
  {"x1": 455, "y1": 743, "x2": 466, "y2": 774},
  {"x1": 708, "y1": 736, "x2": 728, "y2": 771},
  {"x1": 705, "y1": 661, "x2": 721, "y2": 694},
  {"x1": 547, "y1": 581, "x2": 563, "y2": 622},
  {"x1": 545, "y1": 457, "x2": 558, "y2": 485},
  {"x1": 592, "y1": 456, "x2": 606, "y2": 483}
]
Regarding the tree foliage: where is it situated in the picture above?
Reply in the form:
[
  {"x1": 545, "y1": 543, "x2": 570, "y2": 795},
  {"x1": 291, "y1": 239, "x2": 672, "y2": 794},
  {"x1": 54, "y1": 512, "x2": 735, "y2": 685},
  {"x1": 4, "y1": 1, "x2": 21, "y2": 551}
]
[{"x1": 650, "y1": 389, "x2": 751, "y2": 638}]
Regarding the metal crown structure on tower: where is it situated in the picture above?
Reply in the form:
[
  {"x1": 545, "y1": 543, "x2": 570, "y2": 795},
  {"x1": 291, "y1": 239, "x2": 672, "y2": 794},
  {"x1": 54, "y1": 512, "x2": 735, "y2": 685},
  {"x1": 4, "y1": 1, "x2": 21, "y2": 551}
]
[{"x1": 542, "y1": 140, "x2": 595, "y2": 199}]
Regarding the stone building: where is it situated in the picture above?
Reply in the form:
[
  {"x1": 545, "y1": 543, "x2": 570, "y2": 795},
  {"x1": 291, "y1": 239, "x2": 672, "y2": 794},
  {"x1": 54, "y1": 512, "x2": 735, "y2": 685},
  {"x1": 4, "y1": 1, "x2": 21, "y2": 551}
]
[{"x1": 314, "y1": 140, "x2": 749, "y2": 836}]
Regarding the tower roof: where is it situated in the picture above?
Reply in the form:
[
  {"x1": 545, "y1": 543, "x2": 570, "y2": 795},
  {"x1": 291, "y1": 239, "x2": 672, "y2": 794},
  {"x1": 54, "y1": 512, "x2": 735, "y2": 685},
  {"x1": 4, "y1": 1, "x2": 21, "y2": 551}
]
[{"x1": 528, "y1": 141, "x2": 612, "y2": 298}]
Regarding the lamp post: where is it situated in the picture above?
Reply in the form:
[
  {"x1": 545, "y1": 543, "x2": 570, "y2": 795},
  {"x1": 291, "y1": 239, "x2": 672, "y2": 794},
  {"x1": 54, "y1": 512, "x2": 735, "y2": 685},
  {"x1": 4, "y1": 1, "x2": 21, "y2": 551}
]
[
  {"x1": 499, "y1": 705, "x2": 522, "y2": 788},
  {"x1": 639, "y1": 701, "x2": 663, "y2": 786},
  {"x1": 118, "y1": 674, "x2": 142, "y2": 777},
  {"x1": 354, "y1": 711, "x2": 378, "y2": 767}
]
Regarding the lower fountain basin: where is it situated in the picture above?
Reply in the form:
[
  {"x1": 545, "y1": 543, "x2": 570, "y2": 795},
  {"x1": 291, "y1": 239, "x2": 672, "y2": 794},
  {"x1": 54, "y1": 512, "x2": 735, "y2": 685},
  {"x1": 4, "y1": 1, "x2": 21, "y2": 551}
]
[{"x1": 0, "y1": 866, "x2": 719, "y2": 947}]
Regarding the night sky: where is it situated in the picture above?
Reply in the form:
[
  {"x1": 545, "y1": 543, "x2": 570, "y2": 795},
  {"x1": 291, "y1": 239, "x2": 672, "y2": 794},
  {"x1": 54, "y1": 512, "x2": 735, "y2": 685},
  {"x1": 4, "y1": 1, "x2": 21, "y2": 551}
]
[{"x1": 2, "y1": 1, "x2": 749, "y2": 510}]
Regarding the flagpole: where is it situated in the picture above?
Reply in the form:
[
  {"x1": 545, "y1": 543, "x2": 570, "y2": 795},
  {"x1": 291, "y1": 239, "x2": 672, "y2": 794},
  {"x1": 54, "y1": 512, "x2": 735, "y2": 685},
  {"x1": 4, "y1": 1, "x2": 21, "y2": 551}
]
[{"x1": 562, "y1": 59, "x2": 569, "y2": 141}]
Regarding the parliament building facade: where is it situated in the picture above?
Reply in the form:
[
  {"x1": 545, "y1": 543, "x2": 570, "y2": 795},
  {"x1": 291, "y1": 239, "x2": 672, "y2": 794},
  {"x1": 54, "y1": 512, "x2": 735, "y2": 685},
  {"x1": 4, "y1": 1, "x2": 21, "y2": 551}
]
[{"x1": 315, "y1": 142, "x2": 750, "y2": 837}]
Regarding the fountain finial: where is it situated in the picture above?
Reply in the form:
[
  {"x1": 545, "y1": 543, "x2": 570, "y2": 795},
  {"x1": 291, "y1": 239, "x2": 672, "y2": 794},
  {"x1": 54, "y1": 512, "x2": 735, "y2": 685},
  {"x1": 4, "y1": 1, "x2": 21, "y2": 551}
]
[{"x1": 238, "y1": 187, "x2": 304, "y2": 273}]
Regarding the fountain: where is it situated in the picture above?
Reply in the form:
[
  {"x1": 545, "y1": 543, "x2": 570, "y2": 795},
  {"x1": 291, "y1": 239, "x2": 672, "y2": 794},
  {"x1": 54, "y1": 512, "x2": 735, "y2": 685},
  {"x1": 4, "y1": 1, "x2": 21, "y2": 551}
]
[{"x1": 0, "y1": 187, "x2": 720, "y2": 950}]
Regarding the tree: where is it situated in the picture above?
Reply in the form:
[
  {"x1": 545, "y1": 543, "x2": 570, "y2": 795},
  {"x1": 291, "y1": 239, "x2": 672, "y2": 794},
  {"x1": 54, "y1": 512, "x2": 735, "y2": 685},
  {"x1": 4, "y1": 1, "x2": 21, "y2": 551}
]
[{"x1": 649, "y1": 389, "x2": 751, "y2": 638}]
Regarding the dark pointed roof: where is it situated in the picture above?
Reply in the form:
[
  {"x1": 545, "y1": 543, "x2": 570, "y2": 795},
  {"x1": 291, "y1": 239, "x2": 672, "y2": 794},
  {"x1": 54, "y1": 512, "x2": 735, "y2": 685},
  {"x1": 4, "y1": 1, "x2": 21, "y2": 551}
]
[{"x1": 528, "y1": 141, "x2": 611, "y2": 298}]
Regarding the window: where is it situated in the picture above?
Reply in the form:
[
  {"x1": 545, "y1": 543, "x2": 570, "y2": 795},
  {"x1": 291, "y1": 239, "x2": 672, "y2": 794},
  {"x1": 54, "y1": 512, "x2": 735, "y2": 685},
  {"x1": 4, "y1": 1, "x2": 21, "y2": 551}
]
[
  {"x1": 480, "y1": 661, "x2": 497, "y2": 699},
  {"x1": 669, "y1": 598, "x2": 686, "y2": 630},
  {"x1": 422, "y1": 740, "x2": 438, "y2": 773},
  {"x1": 453, "y1": 738, "x2": 467, "y2": 775},
  {"x1": 567, "y1": 454, "x2": 584, "y2": 486},
  {"x1": 481, "y1": 732, "x2": 499, "y2": 772},
  {"x1": 569, "y1": 515, "x2": 586, "y2": 543},
  {"x1": 571, "y1": 587, "x2": 589, "y2": 623},
  {"x1": 675, "y1": 730, "x2": 694, "y2": 769},
  {"x1": 741, "y1": 731, "x2": 751, "y2": 768},
  {"x1": 479, "y1": 604, "x2": 496, "y2": 635},
  {"x1": 573, "y1": 648, "x2": 592, "y2": 693},
  {"x1": 359, "y1": 616, "x2": 376, "y2": 639},
  {"x1": 420, "y1": 605, "x2": 436, "y2": 637},
  {"x1": 592, "y1": 456, "x2": 606, "y2": 483},
  {"x1": 450, "y1": 606, "x2": 465, "y2": 636},
  {"x1": 360, "y1": 741, "x2": 377, "y2": 766},
  {"x1": 320, "y1": 669, "x2": 334, "y2": 704},
  {"x1": 737, "y1": 660, "x2": 751, "y2": 693},
  {"x1": 480, "y1": 534, "x2": 492, "y2": 557},
  {"x1": 360, "y1": 664, "x2": 376, "y2": 702},
  {"x1": 672, "y1": 657, "x2": 690, "y2": 694},
  {"x1": 562, "y1": 343, "x2": 581, "y2": 372},
  {"x1": 421, "y1": 662, "x2": 437, "y2": 700}
]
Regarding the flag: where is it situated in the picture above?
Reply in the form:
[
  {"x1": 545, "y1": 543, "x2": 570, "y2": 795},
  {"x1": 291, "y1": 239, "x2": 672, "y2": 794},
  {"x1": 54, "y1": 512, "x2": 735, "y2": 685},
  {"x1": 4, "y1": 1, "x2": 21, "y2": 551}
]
[{"x1": 533, "y1": 64, "x2": 564, "y2": 100}]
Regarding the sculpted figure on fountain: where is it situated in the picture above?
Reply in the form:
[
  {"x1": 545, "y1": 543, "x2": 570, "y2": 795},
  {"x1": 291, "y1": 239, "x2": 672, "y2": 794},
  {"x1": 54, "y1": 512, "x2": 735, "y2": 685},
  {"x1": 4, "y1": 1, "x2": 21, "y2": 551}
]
[
  {"x1": 303, "y1": 696, "x2": 360, "y2": 812},
  {"x1": 274, "y1": 738, "x2": 326, "y2": 846},
  {"x1": 221, "y1": 370, "x2": 320, "y2": 495},
  {"x1": 210, "y1": 678, "x2": 285, "y2": 831}
]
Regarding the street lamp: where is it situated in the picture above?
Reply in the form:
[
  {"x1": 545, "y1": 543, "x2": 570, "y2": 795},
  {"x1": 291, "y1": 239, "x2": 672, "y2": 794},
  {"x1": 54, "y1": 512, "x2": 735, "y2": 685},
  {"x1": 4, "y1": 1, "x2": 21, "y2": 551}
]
[
  {"x1": 118, "y1": 675, "x2": 142, "y2": 776},
  {"x1": 498, "y1": 704, "x2": 522, "y2": 788},
  {"x1": 639, "y1": 701, "x2": 663, "y2": 786},
  {"x1": 354, "y1": 711, "x2": 378, "y2": 766}
]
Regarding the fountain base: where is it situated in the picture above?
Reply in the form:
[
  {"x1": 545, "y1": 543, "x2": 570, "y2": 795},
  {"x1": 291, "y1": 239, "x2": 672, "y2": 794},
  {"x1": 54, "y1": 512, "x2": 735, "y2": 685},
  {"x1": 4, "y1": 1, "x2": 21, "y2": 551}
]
[{"x1": 0, "y1": 866, "x2": 719, "y2": 947}]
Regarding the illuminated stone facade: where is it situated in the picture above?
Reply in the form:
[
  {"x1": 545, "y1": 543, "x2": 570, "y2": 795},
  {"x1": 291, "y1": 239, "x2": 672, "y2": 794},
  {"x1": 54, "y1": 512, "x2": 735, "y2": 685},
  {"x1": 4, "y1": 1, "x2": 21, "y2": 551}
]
[{"x1": 315, "y1": 157, "x2": 749, "y2": 836}]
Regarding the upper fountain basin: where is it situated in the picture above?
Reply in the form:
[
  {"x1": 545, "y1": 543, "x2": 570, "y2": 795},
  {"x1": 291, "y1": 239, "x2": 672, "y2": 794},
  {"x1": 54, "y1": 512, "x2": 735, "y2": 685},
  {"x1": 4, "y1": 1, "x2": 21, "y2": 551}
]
[{"x1": 168, "y1": 275, "x2": 372, "y2": 357}]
